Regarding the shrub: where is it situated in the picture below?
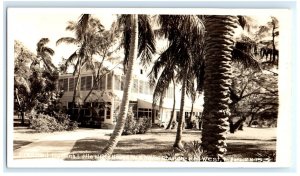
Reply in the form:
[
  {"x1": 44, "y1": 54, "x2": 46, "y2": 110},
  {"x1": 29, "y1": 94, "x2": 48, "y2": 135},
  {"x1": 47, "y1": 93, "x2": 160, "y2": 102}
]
[
  {"x1": 28, "y1": 112, "x2": 78, "y2": 133},
  {"x1": 164, "y1": 141, "x2": 208, "y2": 162},
  {"x1": 122, "y1": 110, "x2": 150, "y2": 135},
  {"x1": 122, "y1": 110, "x2": 137, "y2": 135},
  {"x1": 136, "y1": 117, "x2": 151, "y2": 134}
]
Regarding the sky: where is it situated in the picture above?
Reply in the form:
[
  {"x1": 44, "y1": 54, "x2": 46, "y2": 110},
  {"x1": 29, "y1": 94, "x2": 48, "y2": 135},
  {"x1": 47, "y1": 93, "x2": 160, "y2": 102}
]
[
  {"x1": 9, "y1": 9, "x2": 276, "y2": 67},
  {"x1": 10, "y1": 11, "x2": 116, "y2": 66}
]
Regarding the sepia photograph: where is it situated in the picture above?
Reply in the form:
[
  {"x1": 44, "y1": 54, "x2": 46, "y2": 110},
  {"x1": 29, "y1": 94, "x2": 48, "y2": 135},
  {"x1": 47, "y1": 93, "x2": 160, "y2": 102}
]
[{"x1": 6, "y1": 8, "x2": 292, "y2": 168}]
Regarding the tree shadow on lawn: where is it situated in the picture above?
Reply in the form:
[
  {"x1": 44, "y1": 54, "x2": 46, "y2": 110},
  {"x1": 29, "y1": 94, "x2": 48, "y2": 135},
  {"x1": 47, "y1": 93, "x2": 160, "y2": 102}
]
[
  {"x1": 64, "y1": 137, "x2": 174, "y2": 161},
  {"x1": 65, "y1": 128, "x2": 276, "y2": 161},
  {"x1": 14, "y1": 140, "x2": 32, "y2": 151}
]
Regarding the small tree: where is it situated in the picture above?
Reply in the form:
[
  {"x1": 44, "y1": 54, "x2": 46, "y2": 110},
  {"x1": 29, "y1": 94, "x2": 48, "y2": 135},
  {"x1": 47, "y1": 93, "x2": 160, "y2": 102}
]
[
  {"x1": 14, "y1": 40, "x2": 61, "y2": 125},
  {"x1": 230, "y1": 62, "x2": 278, "y2": 130}
]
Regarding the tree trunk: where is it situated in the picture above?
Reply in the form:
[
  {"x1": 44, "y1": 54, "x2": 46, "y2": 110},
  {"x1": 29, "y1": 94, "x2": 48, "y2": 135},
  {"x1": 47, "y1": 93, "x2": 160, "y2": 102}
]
[
  {"x1": 201, "y1": 15, "x2": 238, "y2": 161},
  {"x1": 166, "y1": 79, "x2": 176, "y2": 129},
  {"x1": 83, "y1": 68, "x2": 102, "y2": 104},
  {"x1": 101, "y1": 14, "x2": 138, "y2": 156},
  {"x1": 248, "y1": 114, "x2": 255, "y2": 127},
  {"x1": 187, "y1": 101, "x2": 194, "y2": 129},
  {"x1": 21, "y1": 111, "x2": 25, "y2": 125},
  {"x1": 272, "y1": 26, "x2": 276, "y2": 64},
  {"x1": 158, "y1": 93, "x2": 164, "y2": 125},
  {"x1": 229, "y1": 116, "x2": 246, "y2": 133},
  {"x1": 83, "y1": 80, "x2": 97, "y2": 104},
  {"x1": 173, "y1": 73, "x2": 187, "y2": 150},
  {"x1": 71, "y1": 59, "x2": 82, "y2": 120}
]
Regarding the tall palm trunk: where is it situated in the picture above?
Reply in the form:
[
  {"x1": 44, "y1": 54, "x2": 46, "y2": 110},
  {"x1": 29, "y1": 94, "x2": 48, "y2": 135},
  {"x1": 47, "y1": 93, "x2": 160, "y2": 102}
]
[
  {"x1": 158, "y1": 93, "x2": 165, "y2": 124},
  {"x1": 166, "y1": 79, "x2": 176, "y2": 129},
  {"x1": 187, "y1": 101, "x2": 194, "y2": 128},
  {"x1": 201, "y1": 15, "x2": 238, "y2": 160},
  {"x1": 71, "y1": 58, "x2": 82, "y2": 120},
  {"x1": 173, "y1": 73, "x2": 187, "y2": 150},
  {"x1": 101, "y1": 15, "x2": 138, "y2": 156}
]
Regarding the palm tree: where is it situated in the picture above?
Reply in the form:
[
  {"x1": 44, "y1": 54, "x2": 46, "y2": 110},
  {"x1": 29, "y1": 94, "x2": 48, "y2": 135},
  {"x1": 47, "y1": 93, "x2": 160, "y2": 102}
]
[
  {"x1": 150, "y1": 15, "x2": 204, "y2": 150},
  {"x1": 256, "y1": 16, "x2": 279, "y2": 63},
  {"x1": 36, "y1": 38, "x2": 56, "y2": 72},
  {"x1": 82, "y1": 28, "x2": 121, "y2": 104},
  {"x1": 56, "y1": 14, "x2": 104, "y2": 117},
  {"x1": 101, "y1": 14, "x2": 156, "y2": 156},
  {"x1": 186, "y1": 78, "x2": 199, "y2": 129},
  {"x1": 166, "y1": 78, "x2": 176, "y2": 129},
  {"x1": 200, "y1": 15, "x2": 245, "y2": 161}
]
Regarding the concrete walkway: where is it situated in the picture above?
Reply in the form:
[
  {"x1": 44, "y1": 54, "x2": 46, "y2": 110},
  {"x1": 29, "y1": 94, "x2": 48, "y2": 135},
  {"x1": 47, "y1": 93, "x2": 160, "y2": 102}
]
[{"x1": 14, "y1": 128, "x2": 112, "y2": 160}]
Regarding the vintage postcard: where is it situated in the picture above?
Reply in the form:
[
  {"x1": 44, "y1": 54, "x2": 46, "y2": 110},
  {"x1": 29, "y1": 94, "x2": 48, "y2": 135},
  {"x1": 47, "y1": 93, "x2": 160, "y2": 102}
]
[{"x1": 7, "y1": 7, "x2": 292, "y2": 168}]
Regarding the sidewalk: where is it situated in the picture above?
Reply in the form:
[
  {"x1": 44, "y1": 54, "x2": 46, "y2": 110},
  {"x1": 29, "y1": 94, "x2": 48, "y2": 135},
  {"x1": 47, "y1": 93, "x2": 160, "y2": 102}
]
[{"x1": 14, "y1": 128, "x2": 112, "y2": 160}]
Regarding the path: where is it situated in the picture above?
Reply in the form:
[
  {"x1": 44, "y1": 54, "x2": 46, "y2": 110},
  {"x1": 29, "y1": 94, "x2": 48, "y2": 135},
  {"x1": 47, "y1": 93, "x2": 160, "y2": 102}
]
[{"x1": 13, "y1": 128, "x2": 112, "y2": 160}]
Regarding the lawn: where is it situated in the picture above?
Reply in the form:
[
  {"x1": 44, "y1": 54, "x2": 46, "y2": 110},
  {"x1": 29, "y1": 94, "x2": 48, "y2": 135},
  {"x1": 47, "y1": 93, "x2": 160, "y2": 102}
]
[{"x1": 14, "y1": 127, "x2": 276, "y2": 162}]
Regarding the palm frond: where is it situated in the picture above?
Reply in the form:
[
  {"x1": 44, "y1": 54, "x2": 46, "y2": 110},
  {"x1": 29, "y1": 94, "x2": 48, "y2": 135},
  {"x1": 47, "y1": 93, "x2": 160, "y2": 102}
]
[
  {"x1": 137, "y1": 15, "x2": 156, "y2": 66},
  {"x1": 149, "y1": 47, "x2": 175, "y2": 78},
  {"x1": 193, "y1": 58, "x2": 205, "y2": 92},
  {"x1": 64, "y1": 51, "x2": 78, "y2": 68},
  {"x1": 237, "y1": 15, "x2": 247, "y2": 29},
  {"x1": 76, "y1": 14, "x2": 90, "y2": 41},
  {"x1": 37, "y1": 38, "x2": 50, "y2": 47},
  {"x1": 42, "y1": 47, "x2": 55, "y2": 56},
  {"x1": 66, "y1": 21, "x2": 77, "y2": 31},
  {"x1": 232, "y1": 47, "x2": 261, "y2": 71},
  {"x1": 152, "y1": 66, "x2": 175, "y2": 106},
  {"x1": 119, "y1": 15, "x2": 156, "y2": 70},
  {"x1": 158, "y1": 15, "x2": 204, "y2": 41},
  {"x1": 56, "y1": 37, "x2": 77, "y2": 46}
]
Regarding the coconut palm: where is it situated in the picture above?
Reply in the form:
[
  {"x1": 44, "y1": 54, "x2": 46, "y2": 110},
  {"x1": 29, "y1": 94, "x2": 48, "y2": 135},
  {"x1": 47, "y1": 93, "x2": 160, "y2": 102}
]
[
  {"x1": 150, "y1": 15, "x2": 204, "y2": 150},
  {"x1": 36, "y1": 38, "x2": 56, "y2": 72},
  {"x1": 200, "y1": 15, "x2": 248, "y2": 161},
  {"x1": 56, "y1": 14, "x2": 104, "y2": 117},
  {"x1": 256, "y1": 16, "x2": 279, "y2": 63},
  {"x1": 101, "y1": 14, "x2": 156, "y2": 156},
  {"x1": 166, "y1": 78, "x2": 176, "y2": 129},
  {"x1": 186, "y1": 78, "x2": 199, "y2": 129}
]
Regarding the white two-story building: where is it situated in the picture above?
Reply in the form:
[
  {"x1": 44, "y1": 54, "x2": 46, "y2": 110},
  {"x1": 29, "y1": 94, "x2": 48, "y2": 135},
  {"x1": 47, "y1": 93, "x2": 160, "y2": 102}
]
[{"x1": 58, "y1": 62, "x2": 203, "y2": 129}]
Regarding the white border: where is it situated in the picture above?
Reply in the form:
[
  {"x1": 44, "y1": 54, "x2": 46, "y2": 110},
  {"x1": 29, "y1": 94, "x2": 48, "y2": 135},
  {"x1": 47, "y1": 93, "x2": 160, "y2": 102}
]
[{"x1": 7, "y1": 8, "x2": 292, "y2": 168}]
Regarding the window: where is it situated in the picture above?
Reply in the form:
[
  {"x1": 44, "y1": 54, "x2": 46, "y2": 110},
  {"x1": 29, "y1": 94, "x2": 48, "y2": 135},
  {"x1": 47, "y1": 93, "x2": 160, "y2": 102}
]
[
  {"x1": 138, "y1": 108, "x2": 152, "y2": 119},
  {"x1": 144, "y1": 81, "x2": 150, "y2": 94},
  {"x1": 98, "y1": 104, "x2": 105, "y2": 122},
  {"x1": 63, "y1": 78, "x2": 68, "y2": 91},
  {"x1": 133, "y1": 79, "x2": 138, "y2": 93},
  {"x1": 114, "y1": 75, "x2": 121, "y2": 90},
  {"x1": 139, "y1": 80, "x2": 144, "y2": 94},
  {"x1": 106, "y1": 107, "x2": 111, "y2": 119},
  {"x1": 107, "y1": 73, "x2": 112, "y2": 89},
  {"x1": 86, "y1": 76, "x2": 92, "y2": 90},
  {"x1": 68, "y1": 78, "x2": 74, "y2": 91},
  {"x1": 58, "y1": 79, "x2": 64, "y2": 91},
  {"x1": 99, "y1": 75, "x2": 106, "y2": 90},
  {"x1": 81, "y1": 76, "x2": 86, "y2": 91}
]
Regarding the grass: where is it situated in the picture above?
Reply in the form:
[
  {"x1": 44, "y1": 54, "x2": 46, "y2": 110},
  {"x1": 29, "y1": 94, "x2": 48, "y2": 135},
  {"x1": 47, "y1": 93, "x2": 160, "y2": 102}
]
[{"x1": 14, "y1": 127, "x2": 277, "y2": 162}]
